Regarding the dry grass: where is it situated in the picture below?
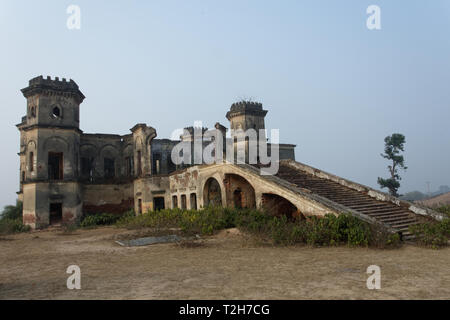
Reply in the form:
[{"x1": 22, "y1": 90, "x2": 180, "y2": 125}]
[{"x1": 0, "y1": 226, "x2": 449, "y2": 300}]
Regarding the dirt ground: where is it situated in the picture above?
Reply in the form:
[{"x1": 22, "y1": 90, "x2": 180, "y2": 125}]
[{"x1": 0, "y1": 226, "x2": 449, "y2": 300}]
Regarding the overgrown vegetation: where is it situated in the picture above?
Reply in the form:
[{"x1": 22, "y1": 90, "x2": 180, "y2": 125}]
[
  {"x1": 115, "y1": 207, "x2": 235, "y2": 235},
  {"x1": 80, "y1": 210, "x2": 134, "y2": 228},
  {"x1": 408, "y1": 205, "x2": 450, "y2": 248},
  {"x1": 115, "y1": 207, "x2": 401, "y2": 248},
  {"x1": 0, "y1": 200, "x2": 30, "y2": 235}
]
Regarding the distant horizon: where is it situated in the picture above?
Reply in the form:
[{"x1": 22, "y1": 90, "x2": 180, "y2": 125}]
[{"x1": 1, "y1": 1, "x2": 450, "y2": 208}]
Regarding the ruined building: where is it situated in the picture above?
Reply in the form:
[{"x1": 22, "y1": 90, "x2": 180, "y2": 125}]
[{"x1": 17, "y1": 76, "x2": 442, "y2": 239}]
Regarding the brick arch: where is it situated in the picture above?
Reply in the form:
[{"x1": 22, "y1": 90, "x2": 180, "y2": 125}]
[
  {"x1": 192, "y1": 163, "x2": 333, "y2": 218},
  {"x1": 203, "y1": 177, "x2": 223, "y2": 207},
  {"x1": 224, "y1": 174, "x2": 256, "y2": 209},
  {"x1": 261, "y1": 193, "x2": 303, "y2": 220}
]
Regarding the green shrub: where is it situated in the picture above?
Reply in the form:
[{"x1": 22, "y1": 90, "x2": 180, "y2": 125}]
[
  {"x1": 0, "y1": 200, "x2": 30, "y2": 235},
  {"x1": 115, "y1": 208, "x2": 402, "y2": 248},
  {"x1": 116, "y1": 207, "x2": 236, "y2": 235},
  {"x1": 116, "y1": 208, "x2": 181, "y2": 230},
  {"x1": 0, "y1": 218, "x2": 31, "y2": 235},
  {"x1": 235, "y1": 211, "x2": 374, "y2": 247},
  {"x1": 368, "y1": 223, "x2": 401, "y2": 248},
  {"x1": 0, "y1": 200, "x2": 23, "y2": 220},
  {"x1": 409, "y1": 219, "x2": 450, "y2": 249},
  {"x1": 81, "y1": 212, "x2": 127, "y2": 228}
]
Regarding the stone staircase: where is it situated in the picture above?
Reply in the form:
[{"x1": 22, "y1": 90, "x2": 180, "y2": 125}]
[{"x1": 275, "y1": 163, "x2": 426, "y2": 240}]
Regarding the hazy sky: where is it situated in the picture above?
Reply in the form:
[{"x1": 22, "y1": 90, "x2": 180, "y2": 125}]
[{"x1": 0, "y1": 0, "x2": 449, "y2": 209}]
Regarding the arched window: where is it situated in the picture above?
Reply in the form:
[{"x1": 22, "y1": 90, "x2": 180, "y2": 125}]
[
  {"x1": 52, "y1": 106, "x2": 61, "y2": 118},
  {"x1": 31, "y1": 106, "x2": 36, "y2": 117}
]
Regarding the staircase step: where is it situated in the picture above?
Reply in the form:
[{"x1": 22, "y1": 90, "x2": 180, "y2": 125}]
[
  {"x1": 378, "y1": 216, "x2": 414, "y2": 223},
  {"x1": 359, "y1": 207, "x2": 405, "y2": 214},
  {"x1": 328, "y1": 195, "x2": 370, "y2": 201},
  {"x1": 338, "y1": 202, "x2": 378, "y2": 207},
  {"x1": 349, "y1": 203, "x2": 390, "y2": 209},
  {"x1": 390, "y1": 221, "x2": 419, "y2": 229},
  {"x1": 379, "y1": 217, "x2": 416, "y2": 227},
  {"x1": 364, "y1": 210, "x2": 409, "y2": 217}
]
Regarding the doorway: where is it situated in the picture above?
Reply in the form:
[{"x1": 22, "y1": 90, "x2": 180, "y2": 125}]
[
  {"x1": 153, "y1": 197, "x2": 165, "y2": 211},
  {"x1": 49, "y1": 203, "x2": 62, "y2": 225}
]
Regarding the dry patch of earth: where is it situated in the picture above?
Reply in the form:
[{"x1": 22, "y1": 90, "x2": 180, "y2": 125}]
[{"x1": 0, "y1": 226, "x2": 449, "y2": 299}]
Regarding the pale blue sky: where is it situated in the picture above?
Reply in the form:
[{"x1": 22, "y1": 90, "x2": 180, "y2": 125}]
[{"x1": 1, "y1": 0, "x2": 449, "y2": 208}]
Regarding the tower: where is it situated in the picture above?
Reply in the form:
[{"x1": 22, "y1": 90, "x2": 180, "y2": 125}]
[
  {"x1": 226, "y1": 101, "x2": 268, "y2": 163},
  {"x1": 17, "y1": 76, "x2": 85, "y2": 228},
  {"x1": 226, "y1": 101, "x2": 268, "y2": 133}
]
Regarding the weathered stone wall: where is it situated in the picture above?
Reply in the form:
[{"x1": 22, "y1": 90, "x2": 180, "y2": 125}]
[
  {"x1": 133, "y1": 176, "x2": 170, "y2": 213},
  {"x1": 169, "y1": 168, "x2": 201, "y2": 209},
  {"x1": 23, "y1": 181, "x2": 82, "y2": 229},
  {"x1": 80, "y1": 134, "x2": 124, "y2": 181},
  {"x1": 82, "y1": 183, "x2": 134, "y2": 214}
]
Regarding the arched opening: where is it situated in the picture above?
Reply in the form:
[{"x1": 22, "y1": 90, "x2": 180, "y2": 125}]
[
  {"x1": 190, "y1": 193, "x2": 197, "y2": 210},
  {"x1": 203, "y1": 177, "x2": 222, "y2": 207},
  {"x1": 181, "y1": 194, "x2": 187, "y2": 209},
  {"x1": 224, "y1": 174, "x2": 255, "y2": 209},
  {"x1": 172, "y1": 195, "x2": 178, "y2": 209},
  {"x1": 52, "y1": 106, "x2": 61, "y2": 118},
  {"x1": 233, "y1": 188, "x2": 242, "y2": 208},
  {"x1": 261, "y1": 193, "x2": 302, "y2": 220}
]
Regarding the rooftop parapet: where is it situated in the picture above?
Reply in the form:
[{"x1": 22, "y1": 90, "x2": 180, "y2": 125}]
[
  {"x1": 21, "y1": 75, "x2": 85, "y2": 103},
  {"x1": 226, "y1": 100, "x2": 268, "y2": 120}
]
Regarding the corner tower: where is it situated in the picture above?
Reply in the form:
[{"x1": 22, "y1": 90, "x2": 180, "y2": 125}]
[{"x1": 17, "y1": 76, "x2": 85, "y2": 229}]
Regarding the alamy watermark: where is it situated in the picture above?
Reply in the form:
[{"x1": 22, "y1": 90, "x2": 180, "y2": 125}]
[
  {"x1": 66, "y1": 265, "x2": 81, "y2": 290},
  {"x1": 67, "y1": 5, "x2": 81, "y2": 30},
  {"x1": 170, "y1": 122, "x2": 280, "y2": 175},
  {"x1": 366, "y1": 265, "x2": 381, "y2": 290},
  {"x1": 366, "y1": 5, "x2": 381, "y2": 30}
]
